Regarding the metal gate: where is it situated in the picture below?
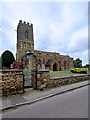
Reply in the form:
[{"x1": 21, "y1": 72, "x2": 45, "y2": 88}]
[{"x1": 24, "y1": 73, "x2": 33, "y2": 88}]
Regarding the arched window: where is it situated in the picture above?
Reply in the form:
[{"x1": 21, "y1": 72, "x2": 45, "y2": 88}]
[
  {"x1": 38, "y1": 59, "x2": 41, "y2": 67},
  {"x1": 43, "y1": 58, "x2": 45, "y2": 64},
  {"x1": 64, "y1": 61, "x2": 66, "y2": 70},
  {"x1": 38, "y1": 59, "x2": 41, "y2": 64},
  {"x1": 25, "y1": 30, "x2": 29, "y2": 39}
]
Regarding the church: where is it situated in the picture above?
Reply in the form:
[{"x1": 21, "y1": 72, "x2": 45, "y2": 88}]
[{"x1": 16, "y1": 20, "x2": 74, "y2": 71}]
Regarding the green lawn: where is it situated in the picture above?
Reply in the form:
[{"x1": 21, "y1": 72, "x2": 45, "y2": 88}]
[
  {"x1": 23, "y1": 69, "x2": 88, "y2": 76},
  {"x1": 50, "y1": 70, "x2": 86, "y2": 78}
]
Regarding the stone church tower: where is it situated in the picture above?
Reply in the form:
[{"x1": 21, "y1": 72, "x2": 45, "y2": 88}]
[
  {"x1": 16, "y1": 20, "x2": 34, "y2": 67},
  {"x1": 16, "y1": 20, "x2": 74, "y2": 71}
]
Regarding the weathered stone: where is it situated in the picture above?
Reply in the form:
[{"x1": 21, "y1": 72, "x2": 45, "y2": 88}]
[
  {"x1": 16, "y1": 20, "x2": 74, "y2": 71},
  {"x1": 36, "y1": 70, "x2": 89, "y2": 90},
  {"x1": 0, "y1": 69, "x2": 23, "y2": 96}
]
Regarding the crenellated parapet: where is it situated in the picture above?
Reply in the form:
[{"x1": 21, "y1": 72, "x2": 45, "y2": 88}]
[{"x1": 17, "y1": 20, "x2": 33, "y2": 28}]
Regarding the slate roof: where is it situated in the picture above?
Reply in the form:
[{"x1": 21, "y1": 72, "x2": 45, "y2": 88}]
[
  {"x1": 45, "y1": 55, "x2": 71, "y2": 66},
  {"x1": 45, "y1": 57, "x2": 56, "y2": 66},
  {"x1": 45, "y1": 59, "x2": 52, "y2": 66}
]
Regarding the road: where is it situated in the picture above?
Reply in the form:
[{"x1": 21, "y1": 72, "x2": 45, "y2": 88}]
[{"x1": 2, "y1": 86, "x2": 88, "y2": 118}]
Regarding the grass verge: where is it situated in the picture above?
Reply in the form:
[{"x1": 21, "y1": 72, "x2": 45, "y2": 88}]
[{"x1": 50, "y1": 70, "x2": 86, "y2": 78}]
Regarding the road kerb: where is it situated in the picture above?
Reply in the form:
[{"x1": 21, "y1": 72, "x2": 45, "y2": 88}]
[{"x1": 1, "y1": 82, "x2": 88, "y2": 112}]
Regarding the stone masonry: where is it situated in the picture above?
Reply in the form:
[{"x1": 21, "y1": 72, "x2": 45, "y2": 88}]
[
  {"x1": 16, "y1": 20, "x2": 74, "y2": 71},
  {"x1": 35, "y1": 70, "x2": 90, "y2": 90},
  {"x1": 1, "y1": 69, "x2": 89, "y2": 96},
  {"x1": 0, "y1": 69, "x2": 23, "y2": 96}
]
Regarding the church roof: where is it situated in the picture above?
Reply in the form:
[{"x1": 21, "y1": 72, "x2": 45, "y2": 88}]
[
  {"x1": 45, "y1": 59, "x2": 52, "y2": 66},
  {"x1": 45, "y1": 55, "x2": 72, "y2": 66},
  {"x1": 45, "y1": 57, "x2": 57, "y2": 66}
]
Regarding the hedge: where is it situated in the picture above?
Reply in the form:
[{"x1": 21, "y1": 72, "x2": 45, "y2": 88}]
[{"x1": 70, "y1": 68, "x2": 88, "y2": 74}]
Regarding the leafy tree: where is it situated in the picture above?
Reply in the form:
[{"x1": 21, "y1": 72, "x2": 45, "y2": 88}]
[
  {"x1": 1, "y1": 50, "x2": 15, "y2": 68},
  {"x1": 74, "y1": 58, "x2": 82, "y2": 68},
  {"x1": 84, "y1": 64, "x2": 89, "y2": 68}
]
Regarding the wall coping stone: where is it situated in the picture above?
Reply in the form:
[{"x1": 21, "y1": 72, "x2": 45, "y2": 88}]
[
  {"x1": 50, "y1": 74, "x2": 89, "y2": 80},
  {"x1": 1, "y1": 69, "x2": 23, "y2": 96},
  {"x1": 32, "y1": 69, "x2": 50, "y2": 73},
  {"x1": 38, "y1": 69, "x2": 50, "y2": 72},
  {"x1": 0, "y1": 69, "x2": 23, "y2": 72}
]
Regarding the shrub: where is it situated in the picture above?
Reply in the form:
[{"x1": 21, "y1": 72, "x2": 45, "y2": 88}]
[
  {"x1": 1, "y1": 50, "x2": 15, "y2": 69},
  {"x1": 70, "y1": 68, "x2": 88, "y2": 74}
]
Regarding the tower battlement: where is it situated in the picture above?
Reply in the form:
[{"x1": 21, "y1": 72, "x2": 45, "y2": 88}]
[
  {"x1": 18, "y1": 20, "x2": 33, "y2": 28},
  {"x1": 16, "y1": 20, "x2": 74, "y2": 70}
]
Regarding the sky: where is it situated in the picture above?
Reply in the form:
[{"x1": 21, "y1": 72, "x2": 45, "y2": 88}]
[{"x1": 0, "y1": 0, "x2": 89, "y2": 66}]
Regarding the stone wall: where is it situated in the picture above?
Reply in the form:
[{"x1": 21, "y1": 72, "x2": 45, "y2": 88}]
[
  {"x1": 48, "y1": 75, "x2": 89, "y2": 88},
  {"x1": 36, "y1": 70, "x2": 90, "y2": 90},
  {"x1": 34, "y1": 52, "x2": 74, "y2": 71},
  {"x1": 0, "y1": 69, "x2": 23, "y2": 96},
  {"x1": 32, "y1": 69, "x2": 50, "y2": 90},
  {"x1": 1, "y1": 69, "x2": 89, "y2": 96}
]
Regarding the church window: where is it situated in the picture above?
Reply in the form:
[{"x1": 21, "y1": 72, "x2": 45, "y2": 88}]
[
  {"x1": 38, "y1": 59, "x2": 41, "y2": 66},
  {"x1": 43, "y1": 58, "x2": 45, "y2": 64},
  {"x1": 64, "y1": 61, "x2": 66, "y2": 70},
  {"x1": 25, "y1": 30, "x2": 29, "y2": 40}
]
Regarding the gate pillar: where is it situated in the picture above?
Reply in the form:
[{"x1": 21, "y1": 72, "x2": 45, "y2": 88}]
[{"x1": 32, "y1": 69, "x2": 50, "y2": 90}]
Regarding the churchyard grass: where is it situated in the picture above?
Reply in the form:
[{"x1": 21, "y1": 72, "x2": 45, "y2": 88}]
[
  {"x1": 23, "y1": 69, "x2": 88, "y2": 76},
  {"x1": 50, "y1": 70, "x2": 86, "y2": 78}
]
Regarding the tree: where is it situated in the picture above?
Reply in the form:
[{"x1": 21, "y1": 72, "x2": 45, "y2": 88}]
[
  {"x1": 74, "y1": 58, "x2": 82, "y2": 68},
  {"x1": 1, "y1": 50, "x2": 15, "y2": 68}
]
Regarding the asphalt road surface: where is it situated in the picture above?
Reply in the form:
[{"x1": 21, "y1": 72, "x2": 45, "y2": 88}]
[{"x1": 2, "y1": 86, "x2": 88, "y2": 118}]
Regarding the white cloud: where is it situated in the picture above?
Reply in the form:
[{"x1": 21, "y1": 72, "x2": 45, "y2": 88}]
[
  {"x1": 1, "y1": 2, "x2": 88, "y2": 65},
  {"x1": 1, "y1": 0, "x2": 89, "y2": 2},
  {"x1": 71, "y1": 49, "x2": 88, "y2": 65},
  {"x1": 67, "y1": 26, "x2": 88, "y2": 53}
]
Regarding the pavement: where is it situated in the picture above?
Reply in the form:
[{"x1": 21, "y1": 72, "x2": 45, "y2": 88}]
[{"x1": 0, "y1": 80, "x2": 89, "y2": 112}]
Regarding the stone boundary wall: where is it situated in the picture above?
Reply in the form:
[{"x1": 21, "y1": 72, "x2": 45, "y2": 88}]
[
  {"x1": 48, "y1": 75, "x2": 89, "y2": 88},
  {"x1": 36, "y1": 70, "x2": 90, "y2": 90},
  {"x1": 0, "y1": 69, "x2": 23, "y2": 96}
]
